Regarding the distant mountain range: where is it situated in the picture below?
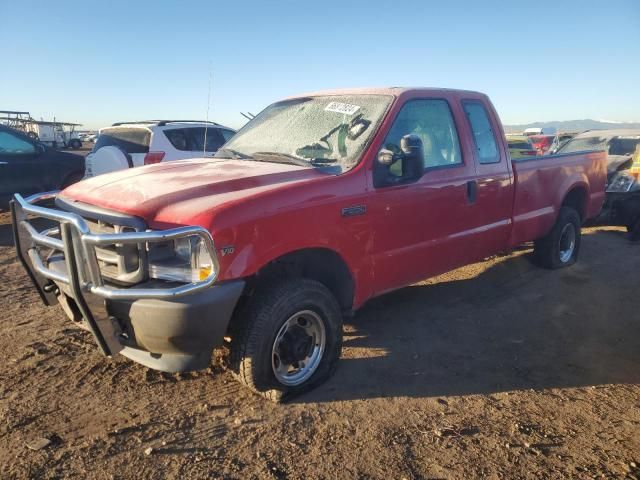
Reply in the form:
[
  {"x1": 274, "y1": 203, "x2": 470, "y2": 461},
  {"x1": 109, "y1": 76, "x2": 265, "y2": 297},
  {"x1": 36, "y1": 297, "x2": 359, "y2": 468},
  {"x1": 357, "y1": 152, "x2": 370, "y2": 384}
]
[{"x1": 503, "y1": 119, "x2": 640, "y2": 133}]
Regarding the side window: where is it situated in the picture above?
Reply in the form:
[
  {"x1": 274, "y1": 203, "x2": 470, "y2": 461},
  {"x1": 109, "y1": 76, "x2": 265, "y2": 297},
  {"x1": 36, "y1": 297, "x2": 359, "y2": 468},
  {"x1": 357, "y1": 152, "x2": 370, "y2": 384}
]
[
  {"x1": 463, "y1": 101, "x2": 500, "y2": 164},
  {"x1": 164, "y1": 128, "x2": 190, "y2": 151},
  {"x1": 188, "y1": 128, "x2": 225, "y2": 152},
  {"x1": 0, "y1": 131, "x2": 36, "y2": 155},
  {"x1": 382, "y1": 99, "x2": 463, "y2": 178},
  {"x1": 220, "y1": 129, "x2": 235, "y2": 142}
]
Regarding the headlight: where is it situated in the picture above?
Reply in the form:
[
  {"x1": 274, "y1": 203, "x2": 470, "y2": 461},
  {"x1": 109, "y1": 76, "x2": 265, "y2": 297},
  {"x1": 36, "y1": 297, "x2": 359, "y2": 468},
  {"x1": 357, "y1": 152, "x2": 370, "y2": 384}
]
[
  {"x1": 606, "y1": 172, "x2": 637, "y2": 193},
  {"x1": 148, "y1": 236, "x2": 215, "y2": 283}
]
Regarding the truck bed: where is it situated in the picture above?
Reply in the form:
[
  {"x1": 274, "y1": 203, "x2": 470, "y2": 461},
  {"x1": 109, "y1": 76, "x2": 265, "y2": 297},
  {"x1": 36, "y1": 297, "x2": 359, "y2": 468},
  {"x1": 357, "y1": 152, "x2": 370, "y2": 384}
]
[{"x1": 509, "y1": 150, "x2": 607, "y2": 247}]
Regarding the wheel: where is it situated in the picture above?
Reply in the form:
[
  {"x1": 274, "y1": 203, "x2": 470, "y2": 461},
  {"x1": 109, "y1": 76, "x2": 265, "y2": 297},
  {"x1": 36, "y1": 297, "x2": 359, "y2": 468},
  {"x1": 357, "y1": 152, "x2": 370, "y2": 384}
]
[
  {"x1": 61, "y1": 172, "x2": 84, "y2": 189},
  {"x1": 229, "y1": 278, "x2": 343, "y2": 402},
  {"x1": 69, "y1": 139, "x2": 82, "y2": 149},
  {"x1": 533, "y1": 206, "x2": 582, "y2": 269}
]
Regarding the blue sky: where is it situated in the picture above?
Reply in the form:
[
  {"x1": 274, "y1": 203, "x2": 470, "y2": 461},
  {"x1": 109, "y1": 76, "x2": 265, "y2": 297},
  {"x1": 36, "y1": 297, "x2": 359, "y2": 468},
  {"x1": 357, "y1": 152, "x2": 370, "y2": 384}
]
[{"x1": 1, "y1": 0, "x2": 638, "y2": 130}]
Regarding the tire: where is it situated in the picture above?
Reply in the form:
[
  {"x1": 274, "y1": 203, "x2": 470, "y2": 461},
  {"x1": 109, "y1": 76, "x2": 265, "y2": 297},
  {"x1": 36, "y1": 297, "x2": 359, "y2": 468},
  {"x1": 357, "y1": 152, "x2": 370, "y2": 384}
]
[
  {"x1": 69, "y1": 139, "x2": 81, "y2": 149},
  {"x1": 533, "y1": 206, "x2": 582, "y2": 269},
  {"x1": 228, "y1": 278, "x2": 343, "y2": 402}
]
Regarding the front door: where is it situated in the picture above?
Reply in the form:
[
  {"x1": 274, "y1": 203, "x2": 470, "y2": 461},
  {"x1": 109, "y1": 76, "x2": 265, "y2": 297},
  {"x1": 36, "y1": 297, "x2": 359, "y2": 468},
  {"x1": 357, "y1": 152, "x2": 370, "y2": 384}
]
[
  {"x1": 368, "y1": 98, "x2": 478, "y2": 296},
  {"x1": 0, "y1": 128, "x2": 42, "y2": 203}
]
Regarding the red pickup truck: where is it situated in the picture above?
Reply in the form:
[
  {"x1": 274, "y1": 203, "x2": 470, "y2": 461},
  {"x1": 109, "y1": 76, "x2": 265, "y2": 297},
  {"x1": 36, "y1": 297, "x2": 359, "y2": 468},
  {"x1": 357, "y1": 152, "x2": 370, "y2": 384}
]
[{"x1": 12, "y1": 88, "x2": 606, "y2": 401}]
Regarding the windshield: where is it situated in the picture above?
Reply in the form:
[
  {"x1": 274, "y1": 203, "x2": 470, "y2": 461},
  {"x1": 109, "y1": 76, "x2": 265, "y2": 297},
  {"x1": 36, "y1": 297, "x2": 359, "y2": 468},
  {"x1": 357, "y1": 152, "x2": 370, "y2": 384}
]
[
  {"x1": 214, "y1": 95, "x2": 393, "y2": 173},
  {"x1": 558, "y1": 134, "x2": 640, "y2": 156},
  {"x1": 557, "y1": 135, "x2": 608, "y2": 154},
  {"x1": 608, "y1": 137, "x2": 640, "y2": 156}
]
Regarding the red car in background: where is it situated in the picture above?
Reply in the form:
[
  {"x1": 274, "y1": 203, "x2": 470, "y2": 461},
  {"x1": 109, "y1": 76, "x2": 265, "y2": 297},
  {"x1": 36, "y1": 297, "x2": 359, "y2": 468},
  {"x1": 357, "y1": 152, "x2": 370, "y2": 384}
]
[{"x1": 529, "y1": 135, "x2": 559, "y2": 155}]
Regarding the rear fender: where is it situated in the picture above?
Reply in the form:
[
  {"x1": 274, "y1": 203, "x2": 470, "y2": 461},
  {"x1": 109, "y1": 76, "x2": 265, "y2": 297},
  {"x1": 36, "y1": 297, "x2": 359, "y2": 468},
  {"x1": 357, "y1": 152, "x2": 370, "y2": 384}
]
[{"x1": 555, "y1": 175, "x2": 589, "y2": 220}]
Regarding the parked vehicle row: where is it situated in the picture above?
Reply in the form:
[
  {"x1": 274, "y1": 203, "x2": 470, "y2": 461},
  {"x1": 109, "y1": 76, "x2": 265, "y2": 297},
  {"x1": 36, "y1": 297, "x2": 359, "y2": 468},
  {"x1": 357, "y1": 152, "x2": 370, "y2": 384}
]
[
  {"x1": 11, "y1": 87, "x2": 607, "y2": 401},
  {"x1": 558, "y1": 129, "x2": 640, "y2": 238},
  {"x1": 84, "y1": 120, "x2": 236, "y2": 177}
]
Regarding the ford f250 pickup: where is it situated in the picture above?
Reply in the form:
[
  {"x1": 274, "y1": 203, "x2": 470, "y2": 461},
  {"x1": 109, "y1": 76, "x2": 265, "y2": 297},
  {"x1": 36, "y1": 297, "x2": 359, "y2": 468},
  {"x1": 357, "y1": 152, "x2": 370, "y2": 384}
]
[{"x1": 11, "y1": 88, "x2": 607, "y2": 401}]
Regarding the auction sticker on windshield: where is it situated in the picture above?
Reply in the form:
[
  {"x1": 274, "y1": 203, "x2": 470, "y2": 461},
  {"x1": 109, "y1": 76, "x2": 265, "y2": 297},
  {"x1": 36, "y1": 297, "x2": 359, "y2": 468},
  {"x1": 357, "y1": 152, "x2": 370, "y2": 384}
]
[{"x1": 325, "y1": 102, "x2": 360, "y2": 115}]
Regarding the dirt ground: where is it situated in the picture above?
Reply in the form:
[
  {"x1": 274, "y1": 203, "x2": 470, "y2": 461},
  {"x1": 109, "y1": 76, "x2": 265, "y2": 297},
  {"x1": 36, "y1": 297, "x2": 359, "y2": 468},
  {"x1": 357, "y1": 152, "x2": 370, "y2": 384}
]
[{"x1": 0, "y1": 211, "x2": 638, "y2": 479}]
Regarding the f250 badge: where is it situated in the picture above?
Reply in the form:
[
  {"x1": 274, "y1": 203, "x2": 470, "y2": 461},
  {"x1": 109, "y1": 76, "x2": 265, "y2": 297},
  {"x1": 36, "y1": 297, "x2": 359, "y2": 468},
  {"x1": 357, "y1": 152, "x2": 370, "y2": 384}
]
[{"x1": 220, "y1": 245, "x2": 235, "y2": 256}]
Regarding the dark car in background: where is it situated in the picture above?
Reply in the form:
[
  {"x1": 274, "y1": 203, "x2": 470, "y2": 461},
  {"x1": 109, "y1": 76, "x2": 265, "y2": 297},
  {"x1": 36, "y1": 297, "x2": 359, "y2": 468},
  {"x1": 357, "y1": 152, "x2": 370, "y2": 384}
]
[
  {"x1": 557, "y1": 129, "x2": 640, "y2": 238},
  {"x1": 0, "y1": 125, "x2": 85, "y2": 209}
]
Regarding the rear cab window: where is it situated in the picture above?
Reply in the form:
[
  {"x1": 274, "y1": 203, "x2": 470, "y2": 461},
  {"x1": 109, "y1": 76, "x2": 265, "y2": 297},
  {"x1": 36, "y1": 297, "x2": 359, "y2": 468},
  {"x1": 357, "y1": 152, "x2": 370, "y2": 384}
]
[
  {"x1": 93, "y1": 128, "x2": 150, "y2": 154},
  {"x1": 463, "y1": 101, "x2": 500, "y2": 164}
]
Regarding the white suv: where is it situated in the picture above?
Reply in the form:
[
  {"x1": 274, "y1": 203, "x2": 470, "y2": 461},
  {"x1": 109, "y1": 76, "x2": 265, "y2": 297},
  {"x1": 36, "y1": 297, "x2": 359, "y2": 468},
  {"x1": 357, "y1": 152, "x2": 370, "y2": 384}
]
[{"x1": 85, "y1": 120, "x2": 236, "y2": 177}]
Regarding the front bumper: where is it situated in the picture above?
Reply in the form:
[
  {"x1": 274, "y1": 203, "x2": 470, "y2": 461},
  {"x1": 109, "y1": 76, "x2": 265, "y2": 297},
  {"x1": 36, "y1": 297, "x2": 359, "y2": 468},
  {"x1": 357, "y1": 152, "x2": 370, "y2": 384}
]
[{"x1": 11, "y1": 192, "x2": 244, "y2": 372}]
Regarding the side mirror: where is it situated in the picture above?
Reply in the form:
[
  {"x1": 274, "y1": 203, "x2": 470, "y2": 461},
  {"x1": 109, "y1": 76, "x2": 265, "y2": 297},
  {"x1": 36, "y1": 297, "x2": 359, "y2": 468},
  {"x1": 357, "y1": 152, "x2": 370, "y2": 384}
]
[
  {"x1": 375, "y1": 134, "x2": 424, "y2": 186},
  {"x1": 400, "y1": 134, "x2": 424, "y2": 180}
]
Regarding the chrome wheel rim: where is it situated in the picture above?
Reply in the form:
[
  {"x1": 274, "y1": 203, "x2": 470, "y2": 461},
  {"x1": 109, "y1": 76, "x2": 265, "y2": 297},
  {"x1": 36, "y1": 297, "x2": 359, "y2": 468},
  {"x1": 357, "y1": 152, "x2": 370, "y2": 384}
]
[
  {"x1": 271, "y1": 310, "x2": 326, "y2": 386},
  {"x1": 559, "y1": 223, "x2": 576, "y2": 263}
]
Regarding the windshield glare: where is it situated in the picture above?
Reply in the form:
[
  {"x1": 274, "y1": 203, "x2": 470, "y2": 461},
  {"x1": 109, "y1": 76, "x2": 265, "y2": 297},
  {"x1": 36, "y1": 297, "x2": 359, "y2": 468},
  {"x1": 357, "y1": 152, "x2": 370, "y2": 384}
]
[{"x1": 215, "y1": 95, "x2": 393, "y2": 173}]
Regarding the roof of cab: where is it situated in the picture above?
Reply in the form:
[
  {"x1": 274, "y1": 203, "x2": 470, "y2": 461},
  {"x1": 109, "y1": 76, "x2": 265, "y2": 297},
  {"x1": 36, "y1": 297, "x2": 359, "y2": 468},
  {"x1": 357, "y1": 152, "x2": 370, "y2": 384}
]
[
  {"x1": 573, "y1": 128, "x2": 640, "y2": 138},
  {"x1": 286, "y1": 86, "x2": 486, "y2": 99}
]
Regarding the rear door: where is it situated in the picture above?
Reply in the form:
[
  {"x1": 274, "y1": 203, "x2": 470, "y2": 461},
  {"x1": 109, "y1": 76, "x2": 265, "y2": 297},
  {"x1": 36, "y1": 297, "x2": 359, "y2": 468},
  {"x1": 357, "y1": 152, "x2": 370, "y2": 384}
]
[
  {"x1": 0, "y1": 128, "x2": 44, "y2": 202},
  {"x1": 461, "y1": 99, "x2": 514, "y2": 259},
  {"x1": 369, "y1": 96, "x2": 479, "y2": 295}
]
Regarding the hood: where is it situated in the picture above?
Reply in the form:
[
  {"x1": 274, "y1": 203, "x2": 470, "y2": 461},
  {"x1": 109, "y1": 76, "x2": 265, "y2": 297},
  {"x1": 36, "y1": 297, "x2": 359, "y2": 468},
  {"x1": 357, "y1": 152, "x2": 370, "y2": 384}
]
[{"x1": 60, "y1": 158, "x2": 325, "y2": 224}]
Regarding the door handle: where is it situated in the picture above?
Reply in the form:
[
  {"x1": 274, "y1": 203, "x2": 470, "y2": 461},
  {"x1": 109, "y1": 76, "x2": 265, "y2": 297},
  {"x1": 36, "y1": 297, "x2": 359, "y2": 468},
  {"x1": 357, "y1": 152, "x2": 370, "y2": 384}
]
[
  {"x1": 466, "y1": 180, "x2": 477, "y2": 204},
  {"x1": 0, "y1": 162, "x2": 7, "y2": 165}
]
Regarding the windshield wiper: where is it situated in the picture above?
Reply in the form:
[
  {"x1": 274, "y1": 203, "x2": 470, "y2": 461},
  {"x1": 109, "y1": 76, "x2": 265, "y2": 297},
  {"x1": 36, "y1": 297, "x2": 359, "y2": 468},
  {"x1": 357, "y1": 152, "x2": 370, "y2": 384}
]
[
  {"x1": 251, "y1": 152, "x2": 311, "y2": 167},
  {"x1": 309, "y1": 158, "x2": 338, "y2": 166},
  {"x1": 215, "y1": 148, "x2": 252, "y2": 159}
]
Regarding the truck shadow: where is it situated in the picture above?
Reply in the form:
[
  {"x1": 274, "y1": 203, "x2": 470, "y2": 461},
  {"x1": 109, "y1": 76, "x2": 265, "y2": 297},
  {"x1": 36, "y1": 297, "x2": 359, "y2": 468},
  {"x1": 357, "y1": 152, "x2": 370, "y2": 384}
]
[{"x1": 299, "y1": 229, "x2": 640, "y2": 403}]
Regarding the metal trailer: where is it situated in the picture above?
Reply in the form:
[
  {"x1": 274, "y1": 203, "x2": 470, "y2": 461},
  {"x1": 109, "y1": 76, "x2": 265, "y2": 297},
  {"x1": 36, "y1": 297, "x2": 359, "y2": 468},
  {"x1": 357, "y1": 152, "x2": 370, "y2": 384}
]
[{"x1": 0, "y1": 110, "x2": 83, "y2": 149}]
